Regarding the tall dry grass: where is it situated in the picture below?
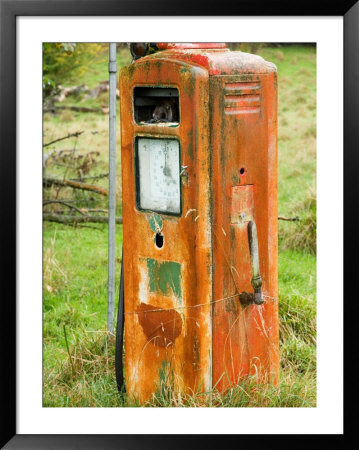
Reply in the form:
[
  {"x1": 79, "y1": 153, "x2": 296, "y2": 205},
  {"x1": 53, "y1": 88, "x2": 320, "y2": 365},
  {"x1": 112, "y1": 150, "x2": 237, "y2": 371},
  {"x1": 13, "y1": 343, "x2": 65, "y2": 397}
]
[{"x1": 43, "y1": 231, "x2": 68, "y2": 293}]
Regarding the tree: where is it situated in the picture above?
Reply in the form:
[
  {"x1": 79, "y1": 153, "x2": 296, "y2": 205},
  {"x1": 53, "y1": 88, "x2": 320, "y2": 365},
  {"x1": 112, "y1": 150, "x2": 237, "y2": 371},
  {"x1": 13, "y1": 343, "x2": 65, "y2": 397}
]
[{"x1": 43, "y1": 43, "x2": 106, "y2": 98}]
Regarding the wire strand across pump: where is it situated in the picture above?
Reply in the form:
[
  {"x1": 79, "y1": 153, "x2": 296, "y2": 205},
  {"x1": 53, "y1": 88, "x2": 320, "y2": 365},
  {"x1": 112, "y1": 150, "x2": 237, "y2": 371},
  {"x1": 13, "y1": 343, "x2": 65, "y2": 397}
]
[{"x1": 124, "y1": 293, "x2": 278, "y2": 316}]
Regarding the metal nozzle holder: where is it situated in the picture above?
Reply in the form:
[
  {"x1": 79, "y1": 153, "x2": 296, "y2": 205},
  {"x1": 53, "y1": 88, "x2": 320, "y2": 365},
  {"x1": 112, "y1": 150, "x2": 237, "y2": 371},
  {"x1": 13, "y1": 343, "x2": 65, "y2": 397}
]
[
  {"x1": 248, "y1": 220, "x2": 264, "y2": 305},
  {"x1": 239, "y1": 220, "x2": 264, "y2": 306}
]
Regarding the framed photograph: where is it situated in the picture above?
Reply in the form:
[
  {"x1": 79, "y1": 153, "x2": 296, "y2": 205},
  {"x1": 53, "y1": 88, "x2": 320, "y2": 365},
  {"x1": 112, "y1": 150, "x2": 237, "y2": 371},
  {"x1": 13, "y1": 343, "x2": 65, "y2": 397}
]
[{"x1": 1, "y1": 0, "x2": 355, "y2": 448}]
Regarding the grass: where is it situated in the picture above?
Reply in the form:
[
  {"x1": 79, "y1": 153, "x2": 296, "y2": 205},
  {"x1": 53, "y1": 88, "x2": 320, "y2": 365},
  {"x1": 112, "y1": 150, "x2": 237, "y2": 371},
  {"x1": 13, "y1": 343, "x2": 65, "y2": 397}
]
[
  {"x1": 43, "y1": 44, "x2": 316, "y2": 407},
  {"x1": 257, "y1": 46, "x2": 316, "y2": 253},
  {"x1": 43, "y1": 233, "x2": 316, "y2": 407}
]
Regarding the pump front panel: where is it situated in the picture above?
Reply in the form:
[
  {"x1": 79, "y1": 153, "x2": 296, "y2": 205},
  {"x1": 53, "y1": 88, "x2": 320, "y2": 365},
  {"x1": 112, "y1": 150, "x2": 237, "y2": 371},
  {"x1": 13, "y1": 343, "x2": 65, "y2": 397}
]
[{"x1": 120, "y1": 58, "x2": 212, "y2": 402}]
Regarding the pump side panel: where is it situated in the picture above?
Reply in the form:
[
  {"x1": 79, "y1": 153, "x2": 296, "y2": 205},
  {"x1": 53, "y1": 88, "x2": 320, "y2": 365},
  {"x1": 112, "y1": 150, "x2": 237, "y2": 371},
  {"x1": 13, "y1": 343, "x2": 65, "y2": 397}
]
[
  {"x1": 120, "y1": 59, "x2": 212, "y2": 402},
  {"x1": 210, "y1": 72, "x2": 279, "y2": 391}
]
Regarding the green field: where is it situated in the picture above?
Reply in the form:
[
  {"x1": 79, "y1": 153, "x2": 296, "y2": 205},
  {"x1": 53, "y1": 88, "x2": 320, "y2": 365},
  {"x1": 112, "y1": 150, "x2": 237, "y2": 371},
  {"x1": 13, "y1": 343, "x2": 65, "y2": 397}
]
[{"x1": 43, "y1": 44, "x2": 316, "y2": 407}]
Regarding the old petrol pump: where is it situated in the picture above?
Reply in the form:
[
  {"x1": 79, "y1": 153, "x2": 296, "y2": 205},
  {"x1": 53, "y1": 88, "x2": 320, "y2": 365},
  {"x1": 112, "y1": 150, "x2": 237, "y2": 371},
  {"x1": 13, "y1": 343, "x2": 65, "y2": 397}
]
[{"x1": 116, "y1": 43, "x2": 279, "y2": 402}]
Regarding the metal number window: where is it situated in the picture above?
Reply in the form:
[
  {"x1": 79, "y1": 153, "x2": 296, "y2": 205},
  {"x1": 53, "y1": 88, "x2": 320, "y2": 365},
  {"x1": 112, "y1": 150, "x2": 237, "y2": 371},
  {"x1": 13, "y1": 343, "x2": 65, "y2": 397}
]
[{"x1": 136, "y1": 137, "x2": 181, "y2": 214}]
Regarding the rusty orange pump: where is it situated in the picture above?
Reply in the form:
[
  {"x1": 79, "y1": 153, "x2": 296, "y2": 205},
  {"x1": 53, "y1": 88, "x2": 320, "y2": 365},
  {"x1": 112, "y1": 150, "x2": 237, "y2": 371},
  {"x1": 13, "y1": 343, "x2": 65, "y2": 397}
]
[{"x1": 118, "y1": 43, "x2": 279, "y2": 402}]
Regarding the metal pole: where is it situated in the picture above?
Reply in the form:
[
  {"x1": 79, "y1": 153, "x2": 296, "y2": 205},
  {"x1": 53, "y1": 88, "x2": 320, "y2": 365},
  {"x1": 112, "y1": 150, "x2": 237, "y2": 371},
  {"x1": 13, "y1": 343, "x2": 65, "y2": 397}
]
[{"x1": 108, "y1": 43, "x2": 117, "y2": 335}]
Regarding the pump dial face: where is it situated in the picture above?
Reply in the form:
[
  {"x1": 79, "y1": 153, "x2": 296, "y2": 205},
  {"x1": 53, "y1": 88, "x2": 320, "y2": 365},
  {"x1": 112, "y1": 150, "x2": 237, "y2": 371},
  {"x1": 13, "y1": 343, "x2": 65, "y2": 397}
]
[{"x1": 137, "y1": 138, "x2": 181, "y2": 214}]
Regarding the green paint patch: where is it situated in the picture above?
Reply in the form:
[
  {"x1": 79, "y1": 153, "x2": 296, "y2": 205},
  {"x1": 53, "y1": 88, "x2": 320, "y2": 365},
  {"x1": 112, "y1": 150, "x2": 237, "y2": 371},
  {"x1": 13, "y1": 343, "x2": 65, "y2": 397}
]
[
  {"x1": 148, "y1": 213, "x2": 163, "y2": 233},
  {"x1": 147, "y1": 258, "x2": 182, "y2": 300}
]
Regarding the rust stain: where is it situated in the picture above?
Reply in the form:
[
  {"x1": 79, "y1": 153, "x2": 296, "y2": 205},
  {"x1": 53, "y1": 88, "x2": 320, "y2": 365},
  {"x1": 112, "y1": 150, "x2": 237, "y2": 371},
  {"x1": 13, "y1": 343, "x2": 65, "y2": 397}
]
[
  {"x1": 137, "y1": 302, "x2": 182, "y2": 348},
  {"x1": 211, "y1": 69, "x2": 279, "y2": 391},
  {"x1": 231, "y1": 185, "x2": 254, "y2": 224},
  {"x1": 120, "y1": 43, "x2": 278, "y2": 402},
  {"x1": 193, "y1": 333, "x2": 200, "y2": 371},
  {"x1": 121, "y1": 54, "x2": 212, "y2": 402}
]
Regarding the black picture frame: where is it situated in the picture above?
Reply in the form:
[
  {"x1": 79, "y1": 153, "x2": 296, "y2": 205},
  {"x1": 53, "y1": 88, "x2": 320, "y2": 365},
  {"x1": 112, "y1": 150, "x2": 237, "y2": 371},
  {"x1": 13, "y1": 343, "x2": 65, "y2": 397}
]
[{"x1": 1, "y1": 0, "x2": 356, "y2": 448}]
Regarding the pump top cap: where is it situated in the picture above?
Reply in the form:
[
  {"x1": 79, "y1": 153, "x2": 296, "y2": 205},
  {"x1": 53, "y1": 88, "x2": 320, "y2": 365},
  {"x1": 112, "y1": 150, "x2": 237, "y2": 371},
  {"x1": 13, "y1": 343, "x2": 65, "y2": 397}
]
[{"x1": 157, "y1": 43, "x2": 227, "y2": 50}]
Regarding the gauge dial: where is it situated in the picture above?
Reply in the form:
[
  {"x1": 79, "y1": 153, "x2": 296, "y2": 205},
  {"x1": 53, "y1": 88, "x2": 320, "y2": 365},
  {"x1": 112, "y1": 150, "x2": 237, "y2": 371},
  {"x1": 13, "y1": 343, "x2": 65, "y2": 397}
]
[{"x1": 137, "y1": 138, "x2": 181, "y2": 214}]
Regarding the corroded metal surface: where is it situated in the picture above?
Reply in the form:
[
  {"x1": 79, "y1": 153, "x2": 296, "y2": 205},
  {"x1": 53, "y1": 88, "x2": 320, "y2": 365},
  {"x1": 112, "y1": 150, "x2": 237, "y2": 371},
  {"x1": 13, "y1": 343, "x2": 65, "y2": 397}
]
[
  {"x1": 119, "y1": 45, "x2": 278, "y2": 402},
  {"x1": 120, "y1": 57, "x2": 212, "y2": 402},
  {"x1": 210, "y1": 68, "x2": 279, "y2": 389},
  {"x1": 231, "y1": 185, "x2": 254, "y2": 224}
]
